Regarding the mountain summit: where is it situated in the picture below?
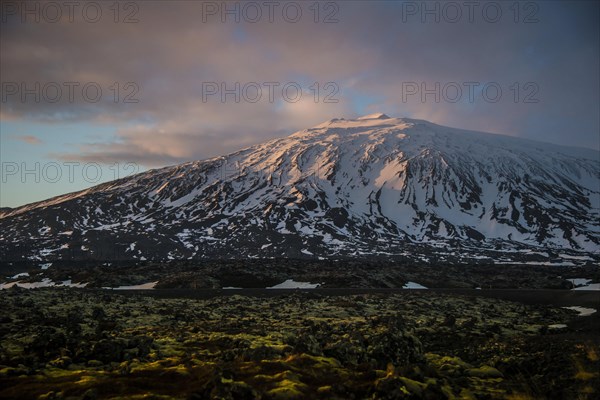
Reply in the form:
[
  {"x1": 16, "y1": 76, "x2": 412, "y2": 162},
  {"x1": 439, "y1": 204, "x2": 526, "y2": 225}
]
[
  {"x1": 356, "y1": 112, "x2": 391, "y2": 120},
  {"x1": 1, "y1": 115, "x2": 598, "y2": 263}
]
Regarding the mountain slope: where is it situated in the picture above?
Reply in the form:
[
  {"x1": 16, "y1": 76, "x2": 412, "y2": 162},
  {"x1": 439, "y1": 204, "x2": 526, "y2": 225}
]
[{"x1": 1, "y1": 115, "x2": 598, "y2": 264}]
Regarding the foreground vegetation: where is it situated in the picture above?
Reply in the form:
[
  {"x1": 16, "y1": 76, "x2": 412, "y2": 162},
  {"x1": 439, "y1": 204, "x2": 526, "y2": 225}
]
[{"x1": 0, "y1": 288, "x2": 598, "y2": 399}]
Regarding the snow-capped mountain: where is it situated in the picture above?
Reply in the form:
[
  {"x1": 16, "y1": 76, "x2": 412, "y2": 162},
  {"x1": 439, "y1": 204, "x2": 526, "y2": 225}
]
[{"x1": 1, "y1": 114, "x2": 599, "y2": 264}]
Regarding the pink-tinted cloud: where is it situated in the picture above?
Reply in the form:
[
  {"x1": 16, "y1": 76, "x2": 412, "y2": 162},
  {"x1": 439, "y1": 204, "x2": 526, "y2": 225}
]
[{"x1": 13, "y1": 135, "x2": 42, "y2": 145}]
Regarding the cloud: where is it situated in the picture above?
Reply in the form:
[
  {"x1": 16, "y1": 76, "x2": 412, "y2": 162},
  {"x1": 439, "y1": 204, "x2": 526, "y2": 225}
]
[
  {"x1": 13, "y1": 135, "x2": 42, "y2": 145},
  {"x1": 1, "y1": 0, "x2": 598, "y2": 166},
  {"x1": 56, "y1": 94, "x2": 352, "y2": 166}
]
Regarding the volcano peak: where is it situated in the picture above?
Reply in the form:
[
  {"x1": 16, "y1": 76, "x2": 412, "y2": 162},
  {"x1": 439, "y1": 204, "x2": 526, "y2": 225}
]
[{"x1": 356, "y1": 112, "x2": 391, "y2": 120}]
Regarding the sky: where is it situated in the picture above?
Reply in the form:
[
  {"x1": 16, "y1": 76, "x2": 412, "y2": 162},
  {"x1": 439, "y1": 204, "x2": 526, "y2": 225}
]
[{"x1": 1, "y1": 0, "x2": 599, "y2": 207}]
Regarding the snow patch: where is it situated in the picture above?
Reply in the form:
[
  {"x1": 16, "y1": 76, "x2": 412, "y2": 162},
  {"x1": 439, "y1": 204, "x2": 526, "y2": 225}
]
[
  {"x1": 267, "y1": 279, "x2": 322, "y2": 289},
  {"x1": 403, "y1": 281, "x2": 428, "y2": 289},
  {"x1": 573, "y1": 283, "x2": 600, "y2": 291},
  {"x1": 0, "y1": 278, "x2": 88, "y2": 290},
  {"x1": 563, "y1": 306, "x2": 597, "y2": 316},
  {"x1": 108, "y1": 281, "x2": 158, "y2": 290},
  {"x1": 568, "y1": 278, "x2": 592, "y2": 288}
]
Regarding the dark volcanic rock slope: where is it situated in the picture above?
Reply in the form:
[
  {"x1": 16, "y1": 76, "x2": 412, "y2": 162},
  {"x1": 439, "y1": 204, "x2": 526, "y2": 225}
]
[{"x1": 1, "y1": 114, "x2": 599, "y2": 263}]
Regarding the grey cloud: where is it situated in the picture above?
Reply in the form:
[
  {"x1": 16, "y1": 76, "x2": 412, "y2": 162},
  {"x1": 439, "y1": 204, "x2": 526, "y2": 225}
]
[{"x1": 1, "y1": 0, "x2": 598, "y2": 166}]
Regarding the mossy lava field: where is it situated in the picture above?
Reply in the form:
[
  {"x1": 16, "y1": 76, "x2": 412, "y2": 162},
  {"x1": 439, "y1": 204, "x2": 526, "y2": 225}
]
[{"x1": 0, "y1": 288, "x2": 598, "y2": 399}]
